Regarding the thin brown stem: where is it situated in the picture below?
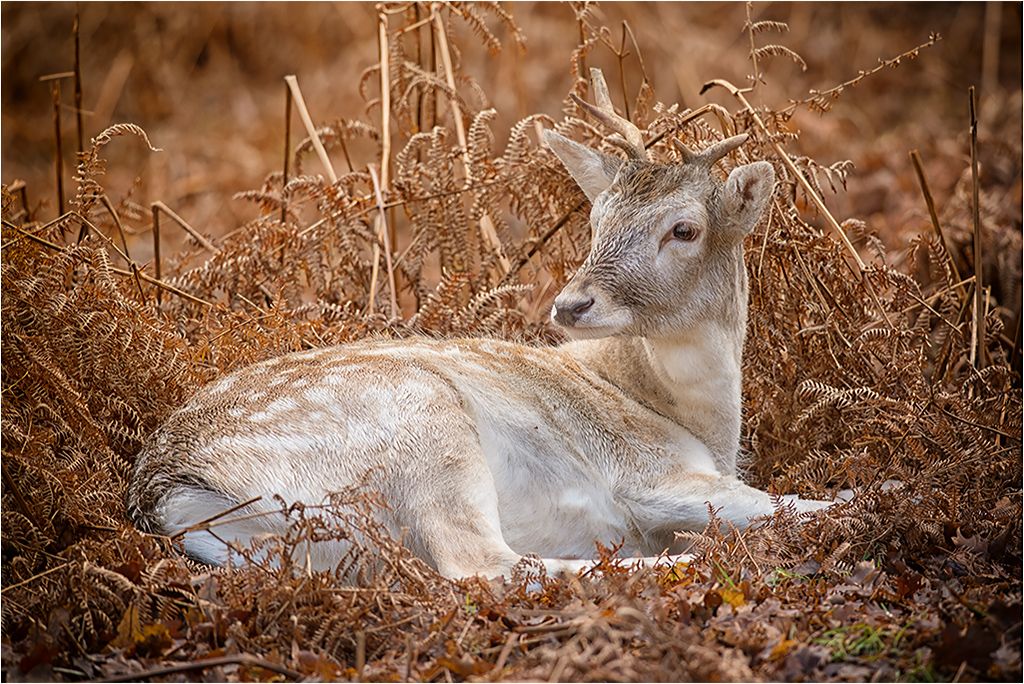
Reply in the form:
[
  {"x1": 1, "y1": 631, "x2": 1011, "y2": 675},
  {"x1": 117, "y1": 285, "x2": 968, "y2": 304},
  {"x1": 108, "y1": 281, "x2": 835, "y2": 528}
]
[
  {"x1": 376, "y1": 7, "x2": 395, "y2": 253},
  {"x1": 73, "y1": 12, "x2": 84, "y2": 155},
  {"x1": 910, "y1": 149, "x2": 965, "y2": 301},
  {"x1": 99, "y1": 194, "x2": 147, "y2": 299},
  {"x1": 282, "y1": 82, "x2": 292, "y2": 224},
  {"x1": 784, "y1": 34, "x2": 942, "y2": 115},
  {"x1": 746, "y1": 1, "x2": 759, "y2": 89},
  {"x1": 102, "y1": 655, "x2": 303, "y2": 683},
  {"x1": 50, "y1": 81, "x2": 65, "y2": 217},
  {"x1": 99, "y1": 194, "x2": 131, "y2": 260},
  {"x1": 969, "y1": 86, "x2": 987, "y2": 369},
  {"x1": 151, "y1": 204, "x2": 162, "y2": 303},
  {"x1": 378, "y1": 9, "x2": 393, "y2": 188},
  {"x1": 170, "y1": 496, "x2": 263, "y2": 540},
  {"x1": 152, "y1": 201, "x2": 220, "y2": 253},
  {"x1": 1, "y1": 211, "x2": 74, "y2": 250},
  {"x1": 413, "y1": 3, "x2": 424, "y2": 133},
  {"x1": 367, "y1": 163, "x2": 400, "y2": 319},
  {"x1": 3, "y1": 217, "x2": 211, "y2": 307}
]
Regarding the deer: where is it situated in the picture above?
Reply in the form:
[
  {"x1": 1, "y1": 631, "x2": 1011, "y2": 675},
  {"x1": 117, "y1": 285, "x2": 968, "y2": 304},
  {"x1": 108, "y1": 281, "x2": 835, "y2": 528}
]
[{"x1": 127, "y1": 69, "x2": 852, "y2": 580}]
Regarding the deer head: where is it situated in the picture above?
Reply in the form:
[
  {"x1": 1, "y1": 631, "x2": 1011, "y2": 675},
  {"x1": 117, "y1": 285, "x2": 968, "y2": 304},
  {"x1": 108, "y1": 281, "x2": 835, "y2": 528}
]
[{"x1": 544, "y1": 69, "x2": 776, "y2": 340}]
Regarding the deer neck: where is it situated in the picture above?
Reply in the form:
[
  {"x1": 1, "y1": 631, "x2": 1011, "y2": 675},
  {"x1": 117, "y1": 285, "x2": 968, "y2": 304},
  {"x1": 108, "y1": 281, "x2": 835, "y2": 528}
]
[{"x1": 561, "y1": 256, "x2": 748, "y2": 476}]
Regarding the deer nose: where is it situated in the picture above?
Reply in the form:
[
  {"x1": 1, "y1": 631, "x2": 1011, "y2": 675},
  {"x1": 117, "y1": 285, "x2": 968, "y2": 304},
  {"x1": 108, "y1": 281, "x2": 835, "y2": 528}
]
[{"x1": 552, "y1": 296, "x2": 595, "y2": 326}]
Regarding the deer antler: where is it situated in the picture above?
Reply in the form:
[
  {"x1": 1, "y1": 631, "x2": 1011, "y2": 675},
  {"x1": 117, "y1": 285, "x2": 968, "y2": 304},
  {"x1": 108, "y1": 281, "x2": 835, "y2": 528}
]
[
  {"x1": 673, "y1": 133, "x2": 749, "y2": 167},
  {"x1": 569, "y1": 68, "x2": 648, "y2": 161}
]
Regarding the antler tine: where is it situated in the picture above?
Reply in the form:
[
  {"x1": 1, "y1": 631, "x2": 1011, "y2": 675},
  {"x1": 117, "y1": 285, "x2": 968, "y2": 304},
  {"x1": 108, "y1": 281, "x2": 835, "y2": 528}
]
[
  {"x1": 569, "y1": 68, "x2": 647, "y2": 160},
  {"x1": 673, "y1": 133, "x2": 749, "y2": 167},
  {"x1": 671, "y1": 138, "x2": 701, "y2": 164}
]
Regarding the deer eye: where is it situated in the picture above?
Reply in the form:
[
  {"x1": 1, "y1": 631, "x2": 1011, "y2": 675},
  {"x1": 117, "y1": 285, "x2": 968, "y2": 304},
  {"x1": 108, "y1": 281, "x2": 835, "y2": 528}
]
[{"x1": 671, "y1": 221, "x2": 699, "y2": 241}]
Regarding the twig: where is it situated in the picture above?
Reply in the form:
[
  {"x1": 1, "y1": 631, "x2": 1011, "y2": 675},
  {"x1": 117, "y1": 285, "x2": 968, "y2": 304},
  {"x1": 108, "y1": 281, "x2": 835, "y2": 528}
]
[
  {"x1": 367, "y1": 164, "x2": 399, "y2": 319},
  {"x1": 745, "y1": 1, "x2": 760, "y2": 89},
  {"x1": 1, "y1": 211, "x2": 75, "y2": 250},
  {"x1": 621, "y1": 20, "x2": 649, "y2": 99},
  {"x1": 968, "y1": 86, "x2": 987, "y2": 369},
  {"x1": 151, "y1": 204, "x2": 162, "y2": 303},
  {"x1": 73, "y1": 12, "x2": 84, "y2": 155},
  {"x1": 783, "y1": 34, "x2": 942, "y2": 115},
  {"x1": 170, "y1": 496, "x2": 263, "y2": 540},
  {"x1": 151, "y1": 201, "x2": 219, "y2": 253},
  {"x1": 100, "y1": 654, "x2": 303, "y2": 683},
  {"x1": 50, "y1": 80, "x2": 65, "y2": 217},
  {"x1": 99, "y1": 194, "x2": 132, "y2": 260},
  {"x1": 99, "y1": 194, "x2": 146, "y2": 299},
  {"x1": 899, "y1": 275, "x2": 975, "y2": 314},
  {"x1": 282, "y1": 82, "x2": 292, "y2": 224},
  {"x1": 910, "y1": 149, "x2": 965, "y2": 301},
  {"x1": 431, "y1": 7, "x2": 510, "y2": 274},
  {"x1": 368, "y1": 7, "x2": 397, "y2": 315},
  {"x1": 3, "y1": 219, "x2": 211, "y2": 307},
  {"x1": 284, "y1": 74, "x2": 337, "y2": 184},
  {"x1": 938, "y1": 405, "x2": 1017, "y2": 442},
  {"x1": 377, "y1": 8, "x2": 392, "y2": 190},
  {"x1": 0, "y1": 562, "x2": 71, "y2": 595}
]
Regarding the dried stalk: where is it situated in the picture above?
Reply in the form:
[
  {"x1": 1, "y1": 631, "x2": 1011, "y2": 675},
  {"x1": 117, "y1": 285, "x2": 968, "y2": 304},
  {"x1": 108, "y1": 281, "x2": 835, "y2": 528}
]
[
  {"x1": 910, "y1": 150, "x2": 965, "y2": 301},
  {"x1": 284, "y1": 74, "x2": 338, "y2": 184},
  {"x1": 99, "y1": 194, "x2": 148, "y2": 300},
  {"x1": 151, "y1": 201, "x2": 220, "y2": 253},
  {"x1": 4, "y1": 218, "x2": 211, "y2": 307},
  {"x1": 745, "y1": 1, "x2": 760, "y2": 89},
  {"x1": 431, "y1": 8, "x2": 510, "y2": 274},
  {"x1": 50, "y1": 80, "x2": 65, "y2": 217},
  {"x1": 170, "y1": 496, "x2": 263, "y2": 540},
  {"x1": 99, "y1": 194, "x2": 131, "y2": 260},
  {"x1": 968, "y1": 86, "x2": 987, "y2": 369},
  {"x1": 151, "y1": 204, "x2": 162, "y2": 303},
  {"x1": 1, "y1": 211, "x2": 73, "y2": 250},
  {"x1": 784, "y1": 34, "x2": 942, "y2": 115},
  {"x1": 378, "y1": 10, "x2": 393, "y2": 189},
  {"x1": 73, "y1": 12, "x2": 84, "y2": 156},
  {"x1": 102, "y1": 655, "x2": 302, "y2": 683},
  {"x1": 367, "y1": 163, "x2": 400, "y2": 319},
  {"x1": 282, "y1": 82, "x2": 292, "y2": 224}
]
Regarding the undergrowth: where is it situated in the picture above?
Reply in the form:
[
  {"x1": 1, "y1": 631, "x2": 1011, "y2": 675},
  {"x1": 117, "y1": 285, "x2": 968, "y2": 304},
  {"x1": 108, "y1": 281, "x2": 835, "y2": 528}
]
[{"x1": 1, "y1": 2, "x2": 1021, "y2": 681}]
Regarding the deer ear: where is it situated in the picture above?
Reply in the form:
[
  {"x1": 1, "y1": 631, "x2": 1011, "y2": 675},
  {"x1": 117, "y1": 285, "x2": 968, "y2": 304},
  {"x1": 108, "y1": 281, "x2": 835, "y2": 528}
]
[
  {"x1": 543, "y1": 130, "x2": 621, "y2": 202},
  {"x1": 722, "y1": 161, "x2": 776, "y2": 236}
]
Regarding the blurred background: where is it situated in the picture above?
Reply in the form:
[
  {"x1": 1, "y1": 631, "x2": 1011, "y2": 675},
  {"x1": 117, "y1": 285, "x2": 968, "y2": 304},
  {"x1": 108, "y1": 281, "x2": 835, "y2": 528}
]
[{"x1": 2, "y1": 1, "x2": 1021, "y2": 257}]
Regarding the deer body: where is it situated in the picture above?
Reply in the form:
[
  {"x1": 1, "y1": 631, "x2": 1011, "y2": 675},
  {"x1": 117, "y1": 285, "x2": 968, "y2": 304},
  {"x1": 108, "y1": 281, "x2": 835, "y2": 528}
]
[{"x1": 128, "y1": 70, "x2": 843, "y2": 579}]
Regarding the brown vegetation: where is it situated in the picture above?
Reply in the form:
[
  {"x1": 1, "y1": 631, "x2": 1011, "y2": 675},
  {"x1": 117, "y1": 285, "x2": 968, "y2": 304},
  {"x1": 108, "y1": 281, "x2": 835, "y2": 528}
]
[{"x1": 2, "y1": 2, "x2": 1021, "y2": 681}]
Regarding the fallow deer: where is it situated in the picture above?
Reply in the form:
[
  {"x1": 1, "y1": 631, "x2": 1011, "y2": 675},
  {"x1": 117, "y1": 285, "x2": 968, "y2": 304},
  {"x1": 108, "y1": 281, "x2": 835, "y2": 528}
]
[{"x1": 128, "y1": 69, "x2": 850, "y2": 579}]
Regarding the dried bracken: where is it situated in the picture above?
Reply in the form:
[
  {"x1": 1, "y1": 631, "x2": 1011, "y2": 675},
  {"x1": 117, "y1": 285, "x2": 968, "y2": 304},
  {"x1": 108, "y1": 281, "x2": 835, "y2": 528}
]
[{"x1": 2, "y1": 2, "x2": 1021, "y2": 682}]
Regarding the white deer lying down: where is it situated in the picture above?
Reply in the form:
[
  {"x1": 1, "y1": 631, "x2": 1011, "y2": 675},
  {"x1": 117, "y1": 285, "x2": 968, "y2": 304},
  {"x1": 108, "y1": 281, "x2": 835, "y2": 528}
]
[{"x1": 128, "y1": 70, "x2": 849, "y2": 579}]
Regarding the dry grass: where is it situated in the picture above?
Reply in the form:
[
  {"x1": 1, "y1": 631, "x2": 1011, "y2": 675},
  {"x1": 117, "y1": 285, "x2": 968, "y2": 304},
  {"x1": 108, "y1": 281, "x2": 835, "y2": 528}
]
[{"x1": 1, "y1": 2, "x2": 1021, "y2": 681}]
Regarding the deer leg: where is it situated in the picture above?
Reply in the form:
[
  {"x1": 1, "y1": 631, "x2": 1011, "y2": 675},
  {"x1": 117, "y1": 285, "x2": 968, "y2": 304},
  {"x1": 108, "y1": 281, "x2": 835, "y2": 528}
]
[{"x1": 623, "y1": 472, "x2": 847, "y2": 540}]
